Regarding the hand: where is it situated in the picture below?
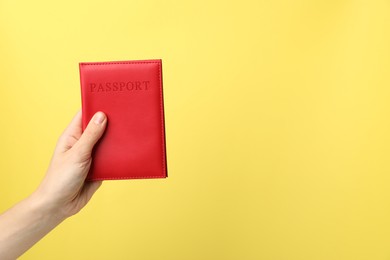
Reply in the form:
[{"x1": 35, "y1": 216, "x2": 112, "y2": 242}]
[
  {"x1": 33, "y1": 110, "x2": 107, "y2": 220},
  {"x1": 0, "y1": 110, "x2": 107, "y2": 260}
]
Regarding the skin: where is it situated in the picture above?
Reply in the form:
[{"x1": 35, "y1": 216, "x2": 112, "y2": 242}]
[{"x1": 0, "y1": 110, "x2": 107, "y2": 260}]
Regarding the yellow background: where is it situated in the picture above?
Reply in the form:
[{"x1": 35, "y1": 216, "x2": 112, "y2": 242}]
[{"x1": 1, "y1": 0, "x2": 390, "y2": 259}]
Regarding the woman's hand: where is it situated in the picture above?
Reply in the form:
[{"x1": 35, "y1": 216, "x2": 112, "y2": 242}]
[
  {"x1": 33, "y1": 110, "x2": 107, "y2": 219},
  {"x1": 0, "y1": 110, "x2": 107, "y2": 260}
]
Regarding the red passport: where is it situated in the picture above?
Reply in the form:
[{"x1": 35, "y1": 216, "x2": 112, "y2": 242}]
[{"x1": 79, "y1": 59, "x2": 167, "y2": 180}]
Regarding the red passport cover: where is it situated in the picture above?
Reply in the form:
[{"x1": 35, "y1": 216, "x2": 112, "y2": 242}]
[{"x1": 79, "y1": 59, "x2": 167, "y2": 180}]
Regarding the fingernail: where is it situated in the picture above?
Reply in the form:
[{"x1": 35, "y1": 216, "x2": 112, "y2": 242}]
[{"x1": 94, "y1": 112, "x2": 105, "y2": 125}]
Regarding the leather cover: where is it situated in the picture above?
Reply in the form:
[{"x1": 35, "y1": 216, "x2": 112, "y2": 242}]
[{"x1": 79, "y1": 59, "x2": 167, "y2": 180}]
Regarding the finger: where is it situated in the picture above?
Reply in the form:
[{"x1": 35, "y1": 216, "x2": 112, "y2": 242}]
[
  {"x1": 56, "y1": 110, "x2": 83, "y2": 154},
  {"x1": 72, "y1": 111, "x2": 107, "y2": 158}
]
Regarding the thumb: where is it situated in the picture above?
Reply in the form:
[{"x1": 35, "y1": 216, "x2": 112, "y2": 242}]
[{"x1": 73, "y1": 111, "x2": 107, "y2": 158}]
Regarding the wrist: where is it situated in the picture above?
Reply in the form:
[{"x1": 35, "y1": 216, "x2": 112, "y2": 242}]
[{"x1": 27, "y1": 190, "x2": 68, "y2": 225}]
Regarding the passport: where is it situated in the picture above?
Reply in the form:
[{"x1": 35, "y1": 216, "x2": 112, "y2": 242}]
[{"x1": 79, "y1": 59, "x2": 168, "y2": 180}]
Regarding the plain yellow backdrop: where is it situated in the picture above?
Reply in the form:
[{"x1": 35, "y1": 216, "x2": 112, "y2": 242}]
[{"x1": 1, "y1": 0, "x2": 390, "y2": 259}]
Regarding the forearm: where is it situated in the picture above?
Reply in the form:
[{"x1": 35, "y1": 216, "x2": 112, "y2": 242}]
[{"x1": 0, "y1": 192, "x2": 65, "y2": 259}]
